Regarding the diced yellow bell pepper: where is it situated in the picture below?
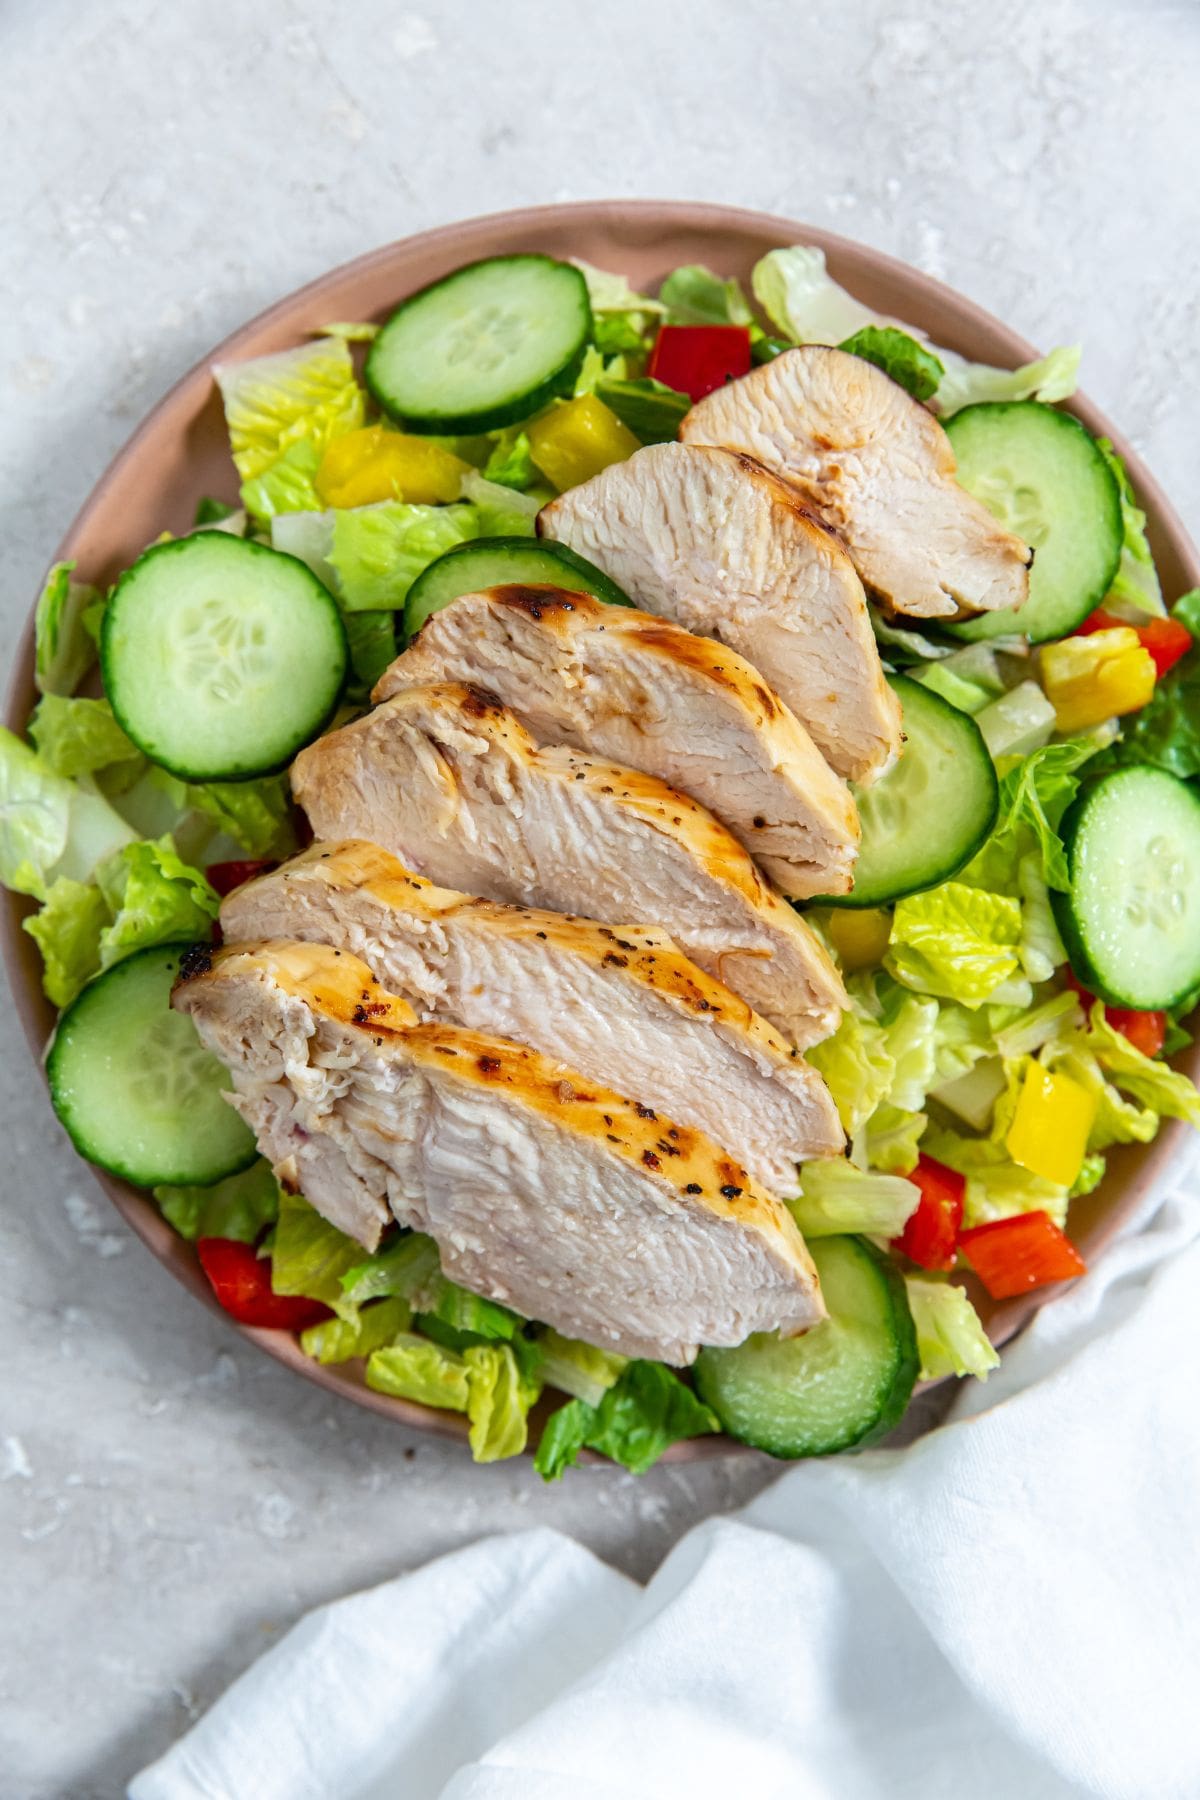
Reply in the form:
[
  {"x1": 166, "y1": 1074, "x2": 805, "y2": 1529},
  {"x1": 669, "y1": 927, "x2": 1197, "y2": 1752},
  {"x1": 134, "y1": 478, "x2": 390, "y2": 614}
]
[
  {"x1": 824, "y1": 907, "x2": 892, "y2": 973},
  {"x1": 1005, "y1": 1063, "x2": 1097, "y2": 1187},
  {"x1": 315, "y1": 426, "x2": 469, "y2": 508},
  {"x1": 1040, "y1": 628, "x2": 1156, "y2": 734},
  {"x1": 526, "y1": 395, "x2": 641, "y2": 492}
]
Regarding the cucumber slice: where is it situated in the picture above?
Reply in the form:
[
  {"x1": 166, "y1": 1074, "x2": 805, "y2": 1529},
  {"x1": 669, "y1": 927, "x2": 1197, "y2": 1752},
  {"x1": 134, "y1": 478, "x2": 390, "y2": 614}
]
[
  {"x1": 1052, "y1": 767, "x2": 1200, "y2": 1008},
  {"x1": 822, "y1": 674, "x2": 998, "y2": 908},
  {"x1": 102, "y1": 535, "x2": 347, "y2": 781},
  {"x1": 47, "y1": 944, "x2": 257, "y2": 1188},
  {"x1": 693, "y1": 1236, "x2": 918, "y2": 1458},
  {"x1": 946, "y1": 402, "x2": 1122, "y2": 644},
  {"x1": 366, "y1": 255, "x2": 591, "y2": 436},
  {"x1": 403, "y1": 536, "x2": 632, "y2": 638}
]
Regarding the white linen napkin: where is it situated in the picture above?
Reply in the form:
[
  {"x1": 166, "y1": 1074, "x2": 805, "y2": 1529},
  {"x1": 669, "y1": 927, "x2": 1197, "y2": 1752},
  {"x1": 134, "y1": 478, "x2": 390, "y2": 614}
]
[{"x1": 131, "y1": 1148, "x2": 1200, "y2": 1800}]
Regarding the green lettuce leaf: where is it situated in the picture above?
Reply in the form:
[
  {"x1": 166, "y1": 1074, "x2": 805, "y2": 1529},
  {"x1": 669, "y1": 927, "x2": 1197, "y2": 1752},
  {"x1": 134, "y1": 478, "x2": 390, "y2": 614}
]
[
  {"x1": 459, "y1": 470, "x2": 541, "y2": 535},
  {"x1": 570, "y1": 260, "x2": 660, "y2": 357},
  {"x1": 1096, "y1": 440, "x2": 1164, "y2": 618},
  {"x1": 583, "y1": 1361, "x2": 718, "y2": 1475},
  {"x1": 1016, "y1": 854, "x2": 1069, "y2": 982},
  {"x1": 930, "y1": 1057, "x2": 1007, "y2": 1132},
  {"x1": 933, "y1": 344, "x2": 1080, "y2": 417},
  {"x1": 340, "y1": 1232, "x2": 441, "y2": 1310},
  {"x1": 974, "y1": 681, "x2": 1057, "y2": 758},
  {"x1": 1062, "y1": 1004, "x2": 1200, "y2": 1129},
  {"x1": 28, "y1": 697, "x2": 141, "y2": 780},
  {"x1": 838, "y1": 326, "x2": 943, "y2": 402},
  {"x1": 301, "y1": 1295, "x2": 411, "y2": 1366},
  {"x1": 240, "y1": 438, "x2": 323, "y2": 524},
  {"x1": 328, "y1": 502, "x2": 479, "y2": 611},
  {"x1": 887, "y1": 883, "x2": 1023, "y2": 1007},
  {"x1": 463, "y1": 1342, "x2": 542, "y2": 1461},
  {"x1": 366, "y1": 1333, "x2": 471, "y2": 1410},
  {"x1": 790, "y1": 1160, "x2": 919, "y2": 1238},
  {"x1": 905, "y1": 1276, "x2": 999, "y2": 1380},
  {"x1": 923, "y1": 1123, "x2": 1069, "y2": 1228},
  {"x1": 1071, "y1": 1153, "x2": 1107, "y2": 1199},
  {"x1": 344, "y1": 612, "x2": 398, "y2": 692},
  {"x1": 483, "y1": 427, "x2": 537, "y2": 490},
  {"x1": 931, "y1": 1000, "x2": 1003, "y2": 1084},
  {"x1": 659, "y1": 264, "x2": 753, "y2": 327},
  {"x1": 0, "y1": 727, "x2": 72, "y2": 897},
  {"x1": 153, "y1": 1160, "x2": 281, "y2": 1244},
  {"x1": 857, "y1": 1101, "x2": 928, "y2": 1174},
  {"x1": 595, "y1": 376, "x2": 690, "y2": 444},
  {"x1": 879, "y1": 988, "x2": 939, "y2": 1111},
  {"x1": 806, "y1": 1004, "x2": 894, "y2": 1135},
  {"x1": 34, "y1": 562, "x2": 100, "y2": 698},
  {"x1": 317, "y1": 321, "x2": 380, "y2": 344},
  {"x1": 1107, "y1": 631, "x2": 1200, "y2": 781},
  {"x1": 571, "y1": 261, "x2": 664, "y2": 319},
  {"x1": 269, "y1": 1192, "x2": 364, "y2": 1316},
  {"x1": 534, "y1": 1397, "x2": 594, "y2": 1481},
  {"x1": 182, "y1": 775, "x2": 293, "y2": 859},
  {"x1": 215, "y1": 339, "x2": 364, "y2": 482},
  {"x1": 96, "y1": 836, "x2": 218, "y2": 967},
  {"x1": 194, "y1": 497, "x2": 237, "y2": 526},
  {"x1": 535, "y1": 1327, "x2": 628, "y2": 1408},
  {"x1": 421, "y1": 1279, "x2": 521, "y2": 1342},
  {"x1": 22, "y1": 876, "x2": 108, "y2": 1006}
]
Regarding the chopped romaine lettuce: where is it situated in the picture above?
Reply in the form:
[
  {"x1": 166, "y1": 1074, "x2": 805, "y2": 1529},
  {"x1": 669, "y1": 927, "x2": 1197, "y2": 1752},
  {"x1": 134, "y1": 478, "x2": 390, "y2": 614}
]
[
  {"x1": 483, "y1": 426, "x2": 537, "y2": 490},
  {"x1": 323, "y1": 502, "x2": 478, "y2": 610},
  {"x1": 1071, "y1": 1153, "x2": 1107, "y2": 1199},
  {"x1": 34, "y1": 562, "x2": 100, "y2": 698},
  {"x1": 1016, "y1": 855, "x2": 1068, "y2": 982},
  {"x1": 153, "y1": 1159, "x2": 281, "y2": 1244},
  {"x1": 95, "y1": 836, "x2": 218, "y2": 967},
  {"x1": 924, "y1": 1123, "x2": 1070, "y2": 1228},
  {"x1": 23, "y1": 876, "x2": 108, "y2": 1007},
  {"x1": 1105, "y1": 627, "x2": 1200, "y2": 781},
  {"x1": 807, "y1": 1004, "x2": 894, "y2": 1135},
  {"x1": 343, "y1": 612, "x2": 398, "y2": 692},
  {"x1": 317, "y1": 321, "x2": 380, "y2": 344},
  {"x1": 571, "y1": 260, "x2": 665, "y2": 319},
  {"x1": 595, "y1": 376, "x2": 690, "y2": 444},
  {"x1": 459, "y1": 469, "x2": 541, "y2": 534},
  {"x1": 887, "y1": 883, "x2": 1023, "y2": 1007},
  {"x1": 914, "y1": 663, "x2": 993, "y2": 715},
  {"x1": 905, "y1": 1276, "x2": 999, "y2": 1380},
  {"x1": 214, "y1": 338, "x2": 364, "y2": 483},
  {"x1": 856, "y1": 1101, "x2": 927, "y2": 1174},
  {"x1": 534, "y1": 1397, "x2": 594, "y2": 1481},
  {"x1": 933, "y1": 344, "x2": 1080, "y2": 417},
  {"x1": 930, "y1": 1056, "x2": 1007, "y2": 1132},
  {"x1": 659, "y1": 264, "x2": 753, "y2": 327},
  {"x1": 366, "y1": 1333, "x2": 471, "y2": 1410},
  {"x1": 975, "y1": 682, "x2": 1057, "y2": 758},
  {"x1": 1060, "y1": 1004, "x2": 1200, "y2": 1129},
  {"x1": 240, "y1": 438, "x2": 323, "y2": 524},
  {"x1": 838, "y1": 326, "x2": 943, "y2": 401},
  {"x1": 268, "y1": 1192, "x2": 363, "y2": 1317},
  {"x1": 541, "y1": 1360, "x2": 718, "y2": 1480},
  {"x1": 1096, "y1": 440, "x2": 1164, "y2": 619},
  {"x1": 179, "y1": 775, "x2": 293, "y2": 859},
  {"x1": 535, "y1": 1327, "x2": 627, "y2": 1409},
  {"x1": 0, "y1": 728, "x2": 72, "y2": 897},
  {"x1": 790, "y1": 1160, "x2": 919, "y2": 1238},
  {"x1": 301, "y1": 1296, "x2": 411, "y2": 1366},
  {"x1": 463, "y1": 1342, "x2": 541, "y2": 1461},
  {"x1": 29, "y1": 697, "x2": 141, "y2": 780},
  {"x1": 340, "y1": 1232, "x2": 441, "y2": 1310},
  {"x1": 880, "y1": 990, "x2": 940, "y2": 1111},
  {"x1": 968, "y1": 740, "x2": 1098, "y2": 895}
]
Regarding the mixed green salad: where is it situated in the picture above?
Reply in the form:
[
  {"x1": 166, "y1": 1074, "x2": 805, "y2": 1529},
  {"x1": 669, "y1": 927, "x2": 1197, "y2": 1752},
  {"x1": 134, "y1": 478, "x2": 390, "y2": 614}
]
[{"x1": 7, "y1": 242, "x2": 1200, "y2": 1477}]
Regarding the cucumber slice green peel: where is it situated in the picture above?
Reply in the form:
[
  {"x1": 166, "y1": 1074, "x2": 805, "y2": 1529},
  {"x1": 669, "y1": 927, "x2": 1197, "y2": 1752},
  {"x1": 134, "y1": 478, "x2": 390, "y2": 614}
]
[
  {"x1": 102, "y1": 534, "x2": 347, "y2": 782},
  {"x1": 693, "y1": 1236, "x2": 918, "y2": 1458},
  {"x1": 1052, "y1": 766, "x2": 1200, "y2": 1010},
  {"x1": 366, "y1": 255, "x2": 592, "y2": 436},
  {"x1": 47, "y1": 943, "x2": 257, "y2": 1189},
  {"x1": 947, "y1": 401, "x2": 1122, "y2": 645},
  {"x1": 403, "y1": 537, "x2": 632, "y2": 639},
  {"x1": 820, "y1": 674, "x2": 999, "y2": 908}
]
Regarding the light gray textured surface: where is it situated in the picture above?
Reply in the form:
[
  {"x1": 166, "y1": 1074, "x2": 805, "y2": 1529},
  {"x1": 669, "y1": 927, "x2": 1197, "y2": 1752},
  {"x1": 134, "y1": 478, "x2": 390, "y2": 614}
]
[{"x1": 2, "y1": 1, "x2": 1198, "y2": 1794}]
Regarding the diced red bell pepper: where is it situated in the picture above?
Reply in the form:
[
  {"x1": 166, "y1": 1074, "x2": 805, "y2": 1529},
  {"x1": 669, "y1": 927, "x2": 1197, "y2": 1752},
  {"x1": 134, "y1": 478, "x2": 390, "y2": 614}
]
[
  {"x1": 196, "y1": 1238, "x2": 331, "y2": 1331},
  {"x1": 891, "y1": 1154, "x2": 965, "y2": 1271},
  {"x1": 1073, "y1": 608, "x2": 1192, "y2": 679},
  {"x1": 205, "y1": 859, "x2": 278, "y2": 898},
  {"x1": 647, "y1": 325, "x2": 752, "y2": 403},
  {"x1": 1137, "y1": 616, "x2": 1193, "y2": 678},
  {"x1": 1064, "y1": 971, "x2": 1166, "y2": 1057},
  {"x1": 959, "y1": 1211, "x2": 1086, "y2": 1300}
]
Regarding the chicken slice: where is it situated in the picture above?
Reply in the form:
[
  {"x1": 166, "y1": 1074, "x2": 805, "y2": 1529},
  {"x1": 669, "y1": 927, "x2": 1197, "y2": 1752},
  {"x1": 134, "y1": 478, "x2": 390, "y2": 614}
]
[
  {"x1": 374, "y1": 585, "x2": 858, "y2": 897},
  {"x1": 539, "y1": 442, "x2": 901, "y2": 784},
  {"x1": 290, "y1": 683, "x2": 846, "y2": 1049},
  {"x1": 173, "y1": 940, "x2": 826, "y2": 1363},
  {"x1": 222, "y1": 840, "x2": 843, "y2": 1192},
  {"x1": 680, "y1": 344, "x2": 1031, "y2": 619}
]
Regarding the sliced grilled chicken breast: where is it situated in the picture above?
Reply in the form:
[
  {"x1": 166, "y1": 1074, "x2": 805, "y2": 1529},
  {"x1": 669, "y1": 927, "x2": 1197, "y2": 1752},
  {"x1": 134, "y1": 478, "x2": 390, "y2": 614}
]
[
  {"x1": 290, "y1": 683, "x2": 846, "y2": 1048},
  {"x1": 538, "y1": 443, "x2": 901, "y2": 784},
  {"x1": 374, "y1": 586, "x2": 858, "y2": 897},
  {"x1": 681, "y1": 345, "x2": 1031, "y2": 619},
  {"x1": 222, "y1": 840, "x2": 843, "y2": 1191},
  {"x1": 173, "y1": 941, "x2": 826, "y2": 1363}
]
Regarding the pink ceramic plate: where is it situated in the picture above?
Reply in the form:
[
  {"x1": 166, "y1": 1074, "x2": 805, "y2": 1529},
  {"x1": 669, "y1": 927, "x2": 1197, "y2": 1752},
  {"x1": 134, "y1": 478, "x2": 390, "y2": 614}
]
[{"x1": 4, "y1": 201, "x2": 1197, "y2": 1459}]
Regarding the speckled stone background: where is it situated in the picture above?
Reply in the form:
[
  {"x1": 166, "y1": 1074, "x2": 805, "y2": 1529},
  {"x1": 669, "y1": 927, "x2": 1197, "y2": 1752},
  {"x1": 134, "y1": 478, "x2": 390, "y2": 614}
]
[{"x1": 2, "y1": 1, "x2": 1199, "y2": 1794}]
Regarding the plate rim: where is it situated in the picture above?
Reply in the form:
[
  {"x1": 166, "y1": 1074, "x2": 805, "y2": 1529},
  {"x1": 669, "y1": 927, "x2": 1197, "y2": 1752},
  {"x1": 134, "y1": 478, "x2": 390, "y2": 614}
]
[{"x1": 4, "y1": 197, "x2": 1197, "y2": 1463}]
